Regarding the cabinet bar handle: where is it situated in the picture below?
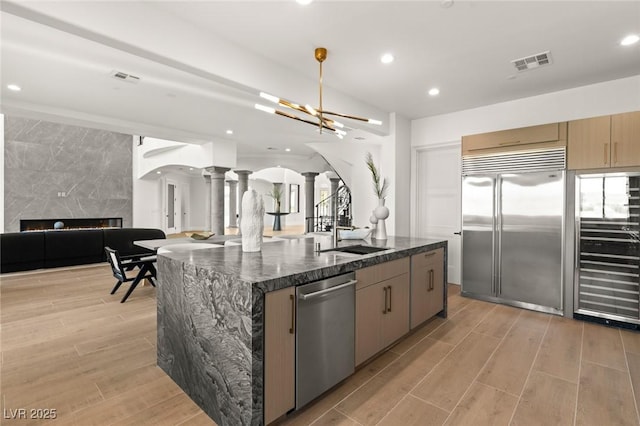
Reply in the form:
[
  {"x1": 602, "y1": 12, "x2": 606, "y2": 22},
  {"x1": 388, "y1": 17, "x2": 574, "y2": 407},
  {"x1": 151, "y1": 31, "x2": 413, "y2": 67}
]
[
  {"x1": 387, "y1": 286, "x2": 392, "y2": 313},
  {"x1": 424, "y1": 252, "x2": 436, "y2": 257},
  {"x1": 382, "y1": 287, "x2": 388, "y2": 314},
  {"x1": 289, "y1": 294, "x2": 295, "y2": 334},
  {"x1": 498, "y1": 140, "x2": 521, "y2": 146},
  {"x1": 604, "y1": 143, "x2": 609, "y2": 165},
  {"x1": 614, "y1": 142, "x2": 618, "y2": 165},
  {"x1": 430, "y1": 269, "x2": 434, "y2": 290}
]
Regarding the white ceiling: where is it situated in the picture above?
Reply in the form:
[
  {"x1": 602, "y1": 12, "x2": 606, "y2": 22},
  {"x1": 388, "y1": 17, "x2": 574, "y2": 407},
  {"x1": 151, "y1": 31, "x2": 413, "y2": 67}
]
[{"x1": 1, "y1": 1, "x2": 639, "y2": 171}]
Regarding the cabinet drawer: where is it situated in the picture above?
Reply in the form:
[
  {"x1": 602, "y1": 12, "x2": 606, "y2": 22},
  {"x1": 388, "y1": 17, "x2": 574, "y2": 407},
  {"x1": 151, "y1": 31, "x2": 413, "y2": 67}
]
[
  {"x1": 411, "y1": 248, "x2": 444, "y2": 270},
  {"x1": 462, "y1": 122, "x2": 566, "y2": 155},
  {"x1": 356, "y1": 257, "x2": 410, "y2": 290}
]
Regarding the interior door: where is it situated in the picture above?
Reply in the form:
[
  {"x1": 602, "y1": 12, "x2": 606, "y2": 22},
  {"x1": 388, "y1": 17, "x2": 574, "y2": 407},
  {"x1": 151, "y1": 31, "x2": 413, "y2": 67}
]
[
  {"x1": 462, "y1": 175, "x2": 495, "y2": 297},
  {"x1": 415, "y1": 144, "x2": 462, "y2": 284},
  {"x1": 165, "y1": 180, "x2": 181, "y2": 234},
  {"x1": 499, "y1": 171, "x2": 564, "y2": 311}
]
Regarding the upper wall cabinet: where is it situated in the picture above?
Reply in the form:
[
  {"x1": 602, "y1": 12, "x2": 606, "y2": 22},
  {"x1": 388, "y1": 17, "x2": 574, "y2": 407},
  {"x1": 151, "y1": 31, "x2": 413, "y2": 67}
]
[
  {"x1": 462, "y1": 122, "x2": 567, "y2": 156},
  {"x1": 568, "y1": 111, "x2": 640, "y2": 170}
]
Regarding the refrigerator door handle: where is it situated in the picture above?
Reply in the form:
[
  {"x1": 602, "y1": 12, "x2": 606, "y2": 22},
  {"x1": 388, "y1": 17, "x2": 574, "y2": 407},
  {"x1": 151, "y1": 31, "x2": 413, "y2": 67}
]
[{"x1": 495, "y1": 175, "x2": 502, "y2": 296}]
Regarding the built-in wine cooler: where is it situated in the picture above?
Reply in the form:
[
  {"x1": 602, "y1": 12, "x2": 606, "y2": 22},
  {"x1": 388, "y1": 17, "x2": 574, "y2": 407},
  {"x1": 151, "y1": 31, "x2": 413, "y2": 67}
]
[{"x1": 575, "y1": 173, "x2": 640, "y2": 327}]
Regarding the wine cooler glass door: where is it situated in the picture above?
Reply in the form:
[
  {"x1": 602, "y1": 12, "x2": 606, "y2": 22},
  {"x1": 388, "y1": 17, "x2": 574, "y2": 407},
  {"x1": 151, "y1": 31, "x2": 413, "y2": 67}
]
[{"x1": 576, "y1": 174, "x2": 640, "y2": 322}]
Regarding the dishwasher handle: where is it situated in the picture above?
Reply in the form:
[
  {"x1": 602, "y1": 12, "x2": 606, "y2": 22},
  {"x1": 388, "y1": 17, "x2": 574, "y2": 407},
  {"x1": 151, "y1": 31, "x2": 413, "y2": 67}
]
[{"x1": 298, "y1": 279, "x2": 358, "y2": 301}]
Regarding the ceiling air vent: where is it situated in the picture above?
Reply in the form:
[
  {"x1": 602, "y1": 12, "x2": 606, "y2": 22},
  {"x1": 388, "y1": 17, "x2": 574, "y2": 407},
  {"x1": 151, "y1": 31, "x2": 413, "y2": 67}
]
[
  {"x1": 511, "y1": 51, "x2": 552, "y2": 72},
  {"x1": 110, "y1": 70, "x2": 141, "y2": 83}
]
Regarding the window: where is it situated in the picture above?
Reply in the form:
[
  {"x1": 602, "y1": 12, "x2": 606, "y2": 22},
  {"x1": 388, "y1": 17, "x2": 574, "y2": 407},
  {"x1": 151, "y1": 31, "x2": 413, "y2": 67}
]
[{"x1": 289, "y1": 184, "x2": 300, "y2": 213}]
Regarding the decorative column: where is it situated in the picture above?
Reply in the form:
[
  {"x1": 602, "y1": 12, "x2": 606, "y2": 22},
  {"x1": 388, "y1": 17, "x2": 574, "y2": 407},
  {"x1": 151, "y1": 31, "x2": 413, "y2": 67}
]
[
  {"x1": 234, "y1": 170, "x2": 253, "y2": 235},
  {"x1": 302, "y1": 172, "x2": 319, "y2": 233},
  {"x1": 203, "y1": 174, "x2": 212, "y2": 232},
  {"x1": 329, "y1": 177, "x2": 341, "y2": 224},
  {"x1": 227, "y1": 180, "x2": 238, "y2": 228},
  {"x1": 206, "y1": 166, "x2": 230, "y2": 236}
]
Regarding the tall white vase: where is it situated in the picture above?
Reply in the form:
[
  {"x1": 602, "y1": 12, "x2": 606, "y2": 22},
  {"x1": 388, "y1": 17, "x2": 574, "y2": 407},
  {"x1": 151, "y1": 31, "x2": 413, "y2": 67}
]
[
  {"x1": 373, "y1": 198, "x2": 389, "y2": 240},
  {"x1": 240, "y1": 189, "x2": 264, "y2": 252}
]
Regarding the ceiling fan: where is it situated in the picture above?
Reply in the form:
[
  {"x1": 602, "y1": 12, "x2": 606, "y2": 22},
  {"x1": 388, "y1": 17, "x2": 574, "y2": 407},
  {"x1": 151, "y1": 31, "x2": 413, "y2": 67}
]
[{"x1": 254, "y1": 47, "x2": 382, "y2": 139}]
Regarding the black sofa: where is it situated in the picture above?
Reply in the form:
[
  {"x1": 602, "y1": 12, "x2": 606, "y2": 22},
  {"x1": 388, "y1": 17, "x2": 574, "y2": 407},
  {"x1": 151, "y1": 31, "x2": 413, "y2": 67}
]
[{"x1": 1, "y1": 228, "x2": 165, "y2": 273}]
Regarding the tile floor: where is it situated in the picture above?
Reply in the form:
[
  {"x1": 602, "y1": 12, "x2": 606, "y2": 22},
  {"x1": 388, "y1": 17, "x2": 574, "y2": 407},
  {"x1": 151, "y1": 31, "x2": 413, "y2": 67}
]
[
  {"x1": 279, "y1": 285, "x2": 640, "y2": 426},
  {"x1": 1, "y1": 266, "x2": 638, "y2": 426}
]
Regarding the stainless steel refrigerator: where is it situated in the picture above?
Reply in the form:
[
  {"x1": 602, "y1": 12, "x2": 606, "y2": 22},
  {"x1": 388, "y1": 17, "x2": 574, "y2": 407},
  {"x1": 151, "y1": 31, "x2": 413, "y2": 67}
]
[{"x1": 461, "y1": 148, "x2": 565, "y2": 314}]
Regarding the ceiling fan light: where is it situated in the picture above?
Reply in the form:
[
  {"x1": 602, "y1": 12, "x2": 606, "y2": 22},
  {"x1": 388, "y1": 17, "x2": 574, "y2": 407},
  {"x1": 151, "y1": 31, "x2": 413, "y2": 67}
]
[
  {"x1": 255, "y1": 103, "x2": 276, "y2": 114},
  {"x1": 368, "y1": 118, "x2": 383, "y2": 125},
  {"x1": 335, "y1": 129, "x2": 347, "y2": 136},
  {"x1": 260, "y1": 92, "x2": 280, "y2": 104}
]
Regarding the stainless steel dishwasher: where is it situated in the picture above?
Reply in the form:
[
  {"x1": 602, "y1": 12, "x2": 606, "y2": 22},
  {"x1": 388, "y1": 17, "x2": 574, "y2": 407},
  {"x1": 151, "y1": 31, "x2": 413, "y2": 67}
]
[{"x1": 296, "y1": 272, "x2": 356, "y2": 409}]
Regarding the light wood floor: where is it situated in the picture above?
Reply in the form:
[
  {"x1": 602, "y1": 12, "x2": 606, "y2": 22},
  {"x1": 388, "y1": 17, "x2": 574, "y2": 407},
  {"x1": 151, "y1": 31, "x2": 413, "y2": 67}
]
[{"x1": 1, "y1": 267, "x2": 639, "y2": 426}]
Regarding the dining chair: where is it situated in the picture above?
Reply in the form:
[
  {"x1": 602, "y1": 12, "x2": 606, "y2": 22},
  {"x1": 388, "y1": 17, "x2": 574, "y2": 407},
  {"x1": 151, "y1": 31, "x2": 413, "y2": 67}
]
[{"x1": 105, "y1": 246, "x2": 157, "y2": 303}]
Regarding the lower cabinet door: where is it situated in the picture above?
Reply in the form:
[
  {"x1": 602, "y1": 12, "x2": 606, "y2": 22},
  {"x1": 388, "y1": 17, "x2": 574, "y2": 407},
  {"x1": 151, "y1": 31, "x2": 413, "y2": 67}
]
[
  {"x1": 381, "y1": 273, "x2": 410, "y2": 347},
  {"x1": 425, "y1": 254, "x2": 445, "y2": 319},
  {"x1": 411, "y1": 249, "x2": 445, "y2": 328},
  {"x1": 355, "y1": 282, "x2": 385, "y2": 366},
  {"x1": 264, "y1": 287, "x2": 295, "y2": 424}
]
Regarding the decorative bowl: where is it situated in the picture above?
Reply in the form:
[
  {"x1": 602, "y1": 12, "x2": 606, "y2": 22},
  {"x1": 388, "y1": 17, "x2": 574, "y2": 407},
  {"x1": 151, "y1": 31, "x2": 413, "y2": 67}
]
[{"x1": 189, "y1": 232, "x2": 215, "y2": 240}]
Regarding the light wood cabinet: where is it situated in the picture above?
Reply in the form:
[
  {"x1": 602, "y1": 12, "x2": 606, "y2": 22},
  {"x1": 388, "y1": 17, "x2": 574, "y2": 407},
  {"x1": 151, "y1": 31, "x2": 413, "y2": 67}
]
[
  {"x1": 264, "y1": 287, "x2": 295, "y2": 424},
  {"x1": 568, "y1": 111, "x2": 640, "y2": 170},
  {"x1": 462, "y1": 122, "x2": 567, "y2": 156},
  {"x1": 355, "y1": 258, "x2": 410, "y2": 366},
  {"x1": 611, "y1": 111, "x2": 640, "y2": 168},
  {"x1": 410, "y1": 248, "x2": 445, "y2": 329}
]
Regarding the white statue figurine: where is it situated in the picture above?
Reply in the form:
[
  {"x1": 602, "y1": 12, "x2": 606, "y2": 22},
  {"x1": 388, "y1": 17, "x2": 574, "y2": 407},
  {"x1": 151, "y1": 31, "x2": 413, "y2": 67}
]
[{"x1": 240, "y1": 189, "x2": 264, "y2": 252}]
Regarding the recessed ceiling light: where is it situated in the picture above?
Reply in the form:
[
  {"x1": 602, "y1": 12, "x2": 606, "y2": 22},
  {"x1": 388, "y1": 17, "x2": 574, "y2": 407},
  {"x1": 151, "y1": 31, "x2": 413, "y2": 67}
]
[
  {"x1": 296, "y1": 0, "x2": 312, "y2": 5},
  {"x1": 380, "y1": 53, "x2": 394, "y2": 64},
  {"x1": 226, "y1": 129, "x2": 233, "y2": 135},
  {"x1": 621, "y1": 34, "x2": 640, "y2": 46},
  {"x1": 7, "y1": 84, "x2": 21, "y2": 91},
  {"x1": 189, "y1": 168, "x2": 194, "y2": 171},
  {"x1": 428, "y1": 88, "x2": 440, "y2": 96},
  {"x1": 285, "y1": 148, "x2": 291, "y2": 152},
  {"x1": 156, "y1": 171, "x2": 162, "y2": 174}
]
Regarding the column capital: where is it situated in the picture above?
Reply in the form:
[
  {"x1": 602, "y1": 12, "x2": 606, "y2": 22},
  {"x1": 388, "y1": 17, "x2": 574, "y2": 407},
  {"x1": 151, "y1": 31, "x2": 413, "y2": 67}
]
[
  {"x1": 301, "y1": 172, "x2": 319, "y2": 179},
  {"x1": 226, "y1": 179, "x2": 238, "y2": 185},
  {"x1": 234, "y1": 169, "x2": 253, "y2": 177},
  {"x1": 329, "y1": 177, "x2": 342, "y2": 184},
  {"x1": 205, "y1": 166, "x2": 230, "y2": 178}
]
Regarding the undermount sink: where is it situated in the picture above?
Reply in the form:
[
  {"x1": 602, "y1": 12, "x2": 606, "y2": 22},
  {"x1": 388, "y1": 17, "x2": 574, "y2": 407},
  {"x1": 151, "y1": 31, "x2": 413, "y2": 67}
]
[{"x1": 323, "y1": 244, "x2": 389, "y2": 255}]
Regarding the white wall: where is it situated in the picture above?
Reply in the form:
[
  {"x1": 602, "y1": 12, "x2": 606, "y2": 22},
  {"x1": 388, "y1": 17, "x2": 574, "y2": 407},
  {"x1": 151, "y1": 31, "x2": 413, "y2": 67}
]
[
  {"x1": 412, "y1": 75, "x2": 640, "y2": 147},
  {"x1": 0, "y1": 114, "x2": 4, "y2": 233},
  {"x1": 382, "y1": 113, "x2": 412, "y2": 237}
]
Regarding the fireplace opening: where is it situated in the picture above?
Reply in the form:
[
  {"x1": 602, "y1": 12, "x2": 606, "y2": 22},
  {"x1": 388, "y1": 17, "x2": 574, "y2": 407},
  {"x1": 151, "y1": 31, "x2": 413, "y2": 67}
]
[{"x1": 20, "y1": 218, "x2": 123, "y2": 232}]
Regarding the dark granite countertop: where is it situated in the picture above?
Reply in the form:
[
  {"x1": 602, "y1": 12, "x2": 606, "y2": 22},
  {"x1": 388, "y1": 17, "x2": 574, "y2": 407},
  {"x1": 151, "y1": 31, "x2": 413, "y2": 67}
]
[{"x1": 158, "y1": 235, "x2": 447, "y2": 293}]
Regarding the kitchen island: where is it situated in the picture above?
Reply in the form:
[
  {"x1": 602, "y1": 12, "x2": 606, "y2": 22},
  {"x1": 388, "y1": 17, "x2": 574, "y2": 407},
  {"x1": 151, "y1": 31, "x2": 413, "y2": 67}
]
[{"x1": 156, "y1": 235, "x2": 447, "y2": 426}]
